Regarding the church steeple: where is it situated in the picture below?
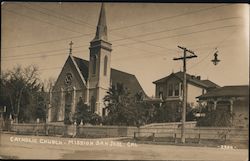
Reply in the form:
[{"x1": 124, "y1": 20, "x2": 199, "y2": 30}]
[
  {"x1": 88, "y1": 3, "x2": 112, "y2": 116},
  {"x1": 92, "y1": 3, "x2": 108, "y2": 42}
]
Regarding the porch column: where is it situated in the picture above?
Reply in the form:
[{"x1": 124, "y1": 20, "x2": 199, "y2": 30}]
[
  {"x1": 213, "y1": 100, "x2": 217, "y2": 110},
  {"x1": 179, "y1": 82, "x2": 182, "y2": 97},
  {"x1": 229, "y1": 99, "x2": 234, "y2": 125},
  {"x1": 229, "y1": 99, "x2": 234, "y2": 114}
]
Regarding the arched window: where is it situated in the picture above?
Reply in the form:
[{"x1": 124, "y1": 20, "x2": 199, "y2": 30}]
[
  {"x1": 92, "y1": 55, "x2": 97, "y2": 75},
  {"x1": 104, "y1": 56, "x2": 108, "y2": 76}
]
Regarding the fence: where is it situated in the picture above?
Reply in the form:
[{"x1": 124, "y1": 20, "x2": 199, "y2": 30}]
[
  {"x1": 77, "y1": 125, "x2": 138, "y2": 138},
  {"x1": 9, "y1": 123, "x2": 138, "y2": 138},
  {"x1": 7, "y1": 123, "x2": 248, "y2": 146},
  {"x1": 134, "y1": 127, "x2": 248, "y2": 145}
]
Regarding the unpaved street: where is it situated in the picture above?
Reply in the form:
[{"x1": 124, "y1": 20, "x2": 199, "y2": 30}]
[{"x1": 0, "y1": 133, "x2": 248, "y2": 160}]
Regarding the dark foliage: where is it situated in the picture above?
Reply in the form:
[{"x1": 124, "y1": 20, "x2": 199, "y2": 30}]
[{"x1": 197, "y1": 107, "x2": 233, "y2": 127}]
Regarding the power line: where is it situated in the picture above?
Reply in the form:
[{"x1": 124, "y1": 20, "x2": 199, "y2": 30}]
[
  {"x1": 27, "y1": 2, "x2": 95, "y2": 29},
  {"x1": 2, "y1": 53, "x2": 67, "y2": 61},
  {"x1": 111, "y1": 17, "x2": 240, "y2": 52},
  {"x1": 39, "y1": 66, "x2": 62, "y2": 71},
  {"x1": 2, "y1": 4, "x2": 234, "y2": 50},
  {"x1": 3, "y1": 24, "x2": 237, "y2": 60},
  {"x1": 112, "y1": 17, "x2": 240, "y2": 42},
  {"x1": 109, "y1": 4, "x2": 231, "y2": 31},
  {"x1": 2, "y1": 8, "x2": 84, "y2": 35},
  {"x1": 188, "y1": 28, "x2": 238, "y2": 70},
  {"x1": 117, "y1": 25, "x2": 239, "y2": 46},
  {"x1": 30, "y1": 3, "x2": 231, "y2": 32},
  {"x1": 2, "y1": 49, "x2": 88, "y2": 61},
  {"x1": 2, "y1": 45, "x2": 88, "y2": 58},
  {"x1": 1, "y1": 34, "x2": 93, "y2": 50},
  {"x1": 22, "y1": 3, "x2": 95, "y2": 29},
  {"x1": 22, "y1": 3, "x2": 179, "y2": 52}
]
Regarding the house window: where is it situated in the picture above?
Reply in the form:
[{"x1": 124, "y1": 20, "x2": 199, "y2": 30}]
[
  {"x1": 104, "y1": 56, "x2": 108, "y2": 76},
  {"x1": 174, "y1": 83, "x2": 179, "y2": 96},
  {"x1": 159, "y1": 92, "x2": 163, "y2": 99},
  {"x1": 168, "y1": 84, "x2": 174, "y2": 96}
]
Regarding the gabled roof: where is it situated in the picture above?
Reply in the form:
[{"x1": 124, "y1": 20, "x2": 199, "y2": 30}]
[
  {"x1": 73, "y1": 56, "x2": 89, "y2": 82},
  {"x1": 53, "y1": 55, "x2": 87, "y2": 89},
  {"x1": 72, "y1": 56, "x2": 147, "y2": 97},
  {"x1": 153, "y1": 71, "x2": 215, "y2": 89},
  {"x1": 197, "y1": 85, "x2": 249, "y2": 99},
  {"x1": 110, "y1": 68, "x2": 146, "y2": 97}
]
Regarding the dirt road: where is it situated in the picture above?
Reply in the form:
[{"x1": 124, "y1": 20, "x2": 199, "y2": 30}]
[{"x1": 0, "y1": 133, "x2": 248, "y2": 160}]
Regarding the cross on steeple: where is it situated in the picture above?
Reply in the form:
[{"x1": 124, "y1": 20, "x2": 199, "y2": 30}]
[{"x1": 69, "y1": 41, "x2": 73, "y2": 55}]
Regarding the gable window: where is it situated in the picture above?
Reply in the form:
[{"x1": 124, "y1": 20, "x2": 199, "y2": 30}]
[
  {"x1": 174, "y1": 83, "x2": 179, "y2": 96},
  {"x1": 104, "y1": 56, "x2": 108, "y2": 76},
  {"x1": 168, "y1": 84, "x2": 173, "y2": 96}
]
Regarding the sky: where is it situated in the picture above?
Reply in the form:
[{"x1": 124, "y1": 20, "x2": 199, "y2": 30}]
[{"x1": 1, "y1": 2, "x2": 249, "y2": 96}]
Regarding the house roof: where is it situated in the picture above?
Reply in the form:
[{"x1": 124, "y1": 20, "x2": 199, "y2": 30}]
[
  {"x1": 197, "y1": 85, "x2": 249, "y2": 99},
  {"x1": 73, "y1": 56, "x2": 147, "y2": 97},
  {"x1": 153, "y1": 71, "x2": 217, "y2": 89},
  {"x1": 201, "y1": 80, "x2": 220, "y2": 88}
]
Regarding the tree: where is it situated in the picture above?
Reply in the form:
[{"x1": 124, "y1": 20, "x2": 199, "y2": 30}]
[
  {"x1": 103, "y1": 83, "x2": 151, "y2": 126},
  {"x1": 35, "y1": 87, "x2": 47, "y2": 122},
  {"x1": 103, "y1": 83, "x2": 132, "y2": 125},
  {"x1": 154, "y1": 102, "x2": 182, "y2": 123},
  {"x1": 103, "y1": 83, "x2": 135, "y2": 126},
  {"x1": 42, "y1": 77, "x2": 55, "y2": 92},
  {"x1": 73, "y1": 97, "x2": 91, "y2": 125},
  {"x1": 1, "y1": 65, "x2": 41, "y2": 123}
]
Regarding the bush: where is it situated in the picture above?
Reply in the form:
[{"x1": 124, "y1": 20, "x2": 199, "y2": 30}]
[{"x1": 197, "y1": 107, "x2": 233, "y2": 127}]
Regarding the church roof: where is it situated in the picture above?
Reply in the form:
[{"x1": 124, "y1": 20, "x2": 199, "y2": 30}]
[
  {"x1": 153, "y1": 71, "x2": 218, "y2": 89},
  {"x1": 73, "y1": 56, "x2": 147, "y2": 97}
]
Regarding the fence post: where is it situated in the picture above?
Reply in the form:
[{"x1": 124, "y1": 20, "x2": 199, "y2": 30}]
[
  {"x1": 134, "y1": 132, "x2": 136, "y2": 139},
  {"x1": 198, "y1": 133, "x2": 201, "y2": 144},
  {"x1": 152, "y1": 133, "x2": 155, "y2": 142},
  {"x1": 174, "y1": 133, "x2": 177, "y2": 143}
]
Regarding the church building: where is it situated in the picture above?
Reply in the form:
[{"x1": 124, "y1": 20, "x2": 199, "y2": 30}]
[{"x1": 48, "y1": 4, "x2": 146, "y2": 123}]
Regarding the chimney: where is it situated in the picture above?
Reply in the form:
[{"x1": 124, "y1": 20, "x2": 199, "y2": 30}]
[{"x1": 197, "y1": 76, "x2": 201, "y2": 80}]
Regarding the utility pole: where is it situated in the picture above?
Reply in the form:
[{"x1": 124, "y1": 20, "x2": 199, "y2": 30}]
[{"x1": 173, "y1": 46, "x2": 197, "y2": 143}]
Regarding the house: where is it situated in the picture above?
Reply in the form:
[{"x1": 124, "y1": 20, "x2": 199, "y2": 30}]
[
  {"x1": 153, "y1": 71, "x2": 220, "y2": 109},
  {"x1": 47, "y1": 4, "x2": 146, "y2": 123},
  {"x1": 197, "y1": 85, "x2": 249, "y2": 127}
]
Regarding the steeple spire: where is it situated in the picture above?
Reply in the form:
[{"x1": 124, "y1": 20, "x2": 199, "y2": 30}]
[{"x1": 92, "y1": 3, "x2": 108, "y2": 42}]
